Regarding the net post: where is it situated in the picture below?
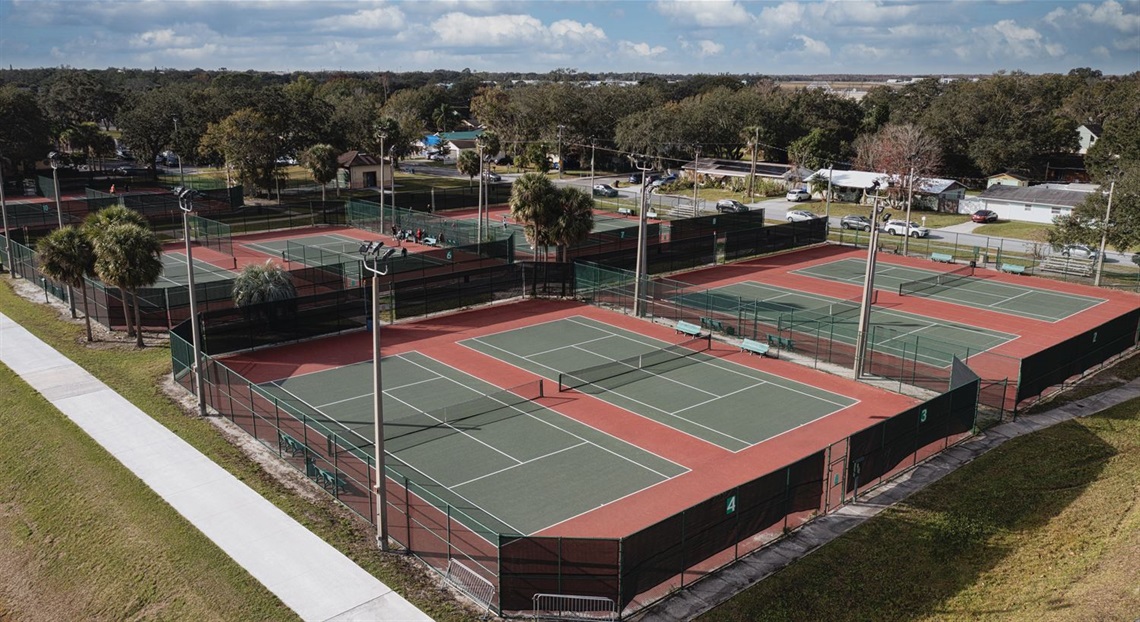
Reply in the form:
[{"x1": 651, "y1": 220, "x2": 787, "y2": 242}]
[{"x1": 538, "y1": 379, "x2": 544, "y2": 398}]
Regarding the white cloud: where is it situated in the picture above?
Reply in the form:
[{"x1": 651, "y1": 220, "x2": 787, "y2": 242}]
[
  {"x1": 313, "y1": 5, "x2": 406, "y2": 32},
  {"x1": 679, "y1": 38, "x2": 726, "y2": 57},
  {"x1": 757, "y1": 2, "x2": 808, "y2": 30},
  {"x1": 429, "y1": 13, "x2": 606, "y2": 50},
  {"x1": 655, "y1": 0, "x2": 753, "y2": 28},
  {"x1": 842, "y1": 43, "x2": 889, "y2": 61},
  {"x1": 963, "y1": 19, "x2": 1066, "y2": 61},
  {"x1": 1045, "y1": 0, "x2": 1140, "y2": 34},
  {"x1": 793, "y1": 34, "x2": 831, "y2": 56},
  {"x1": 619, "y1": 40, "x2": 668, "y2": 57},
  {"x1": 816, "y1": 0, "x2": 919, "y2": 24}
]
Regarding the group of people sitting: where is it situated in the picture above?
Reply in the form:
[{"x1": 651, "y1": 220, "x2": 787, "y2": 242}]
[{"x1": 389, "y1": 225, "x2": 445, "y2": 246}]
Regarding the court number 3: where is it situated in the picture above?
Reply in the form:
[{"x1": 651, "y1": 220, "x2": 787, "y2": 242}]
[{"x1": 919, "y1": 408, "x2": 928, "y2": 424}]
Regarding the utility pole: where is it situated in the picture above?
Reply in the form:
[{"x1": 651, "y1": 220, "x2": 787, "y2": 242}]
[
  {"x1": 477, "y1": 141, "x2": 484, "y2": 245},
  {"x1": 0, "y1": 155, "x2": 13, "y2": 279},
  {"x1": 854, "y1": 192, "x2": 888, "y2": 377},
  {"x1": 824, "y1": 163, "x2": 834, "y2": 224},
  {"x1": 589, "y1": 138, "x2": 596, "y2": 191},
  {"x1": 557, "y1": 125, "x2": 565, "y2": 180},
  {"x1": 902, "y1": 165, "x2": 915, "y2": 256},
  {"x1": 631, "y1": 156, "x2": 653, "y2": 317},
  {"x1": 692, "y1": 144, "x2": 701, "y2": 215},
  {"x1": 748, "y1": 127, "x2": 758, "y2": 199},
  {"x1": 173, "y1": 116, "x2": 185, "y2": 187},
  {"x1": 1094, "y1": 180, "x2": 1116, "y2": 287},
  {"x1": 377, "y1": 132, "x2": 387, "y2": 234}
]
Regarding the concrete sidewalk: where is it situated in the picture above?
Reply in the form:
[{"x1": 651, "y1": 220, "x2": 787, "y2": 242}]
[{"x1": 0, "y1": 311, "x2": 432, "y2": 622}]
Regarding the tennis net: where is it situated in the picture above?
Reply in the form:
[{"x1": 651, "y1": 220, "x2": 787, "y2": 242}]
[
  {"x1": 386, "y1": 379, "x2": 545, "y2": 441},
  {"x1": 557, "y1": 335, "x2": 712, "y2": 393},
  {"x1": 776, "y1": 293, "x2": 872, "y2": 333},
  {"x1": 898, "y1": 264, "x2": 975, "y2": 297}
]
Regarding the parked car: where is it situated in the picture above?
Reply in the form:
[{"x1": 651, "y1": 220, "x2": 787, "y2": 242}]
[
  {"x1": 883, "y1": 220, "x2": 930, "y2": 238},
  {"x1": 628, "y1": 171, "x2": 661, "y2": 184},
  {"x1": 840, "y1": 214, "x2": 873, "y2": 231},
  {"x1": 650, "y1": 173, "x2": 678, "y2": 188},
  {"x1": 971, "y1": 209, "x2": 998, "y2": 223},
  {"x1": 592, "y1": 184, "x2": 618, "y2": 198},
  {"x1": 1060, "y1": 244, "x2": 1098, "y2": 260},
  {"x1": 715, "y1": 199, "x2": 749, "y2": 213},
  {"x1": 483, "y1": 171, "x2": 502, "y2": 182},
  {"x1": 786, "y1": 210, "x2": 820, "y2": 222},
  {"x1": 785, "y1": 188, "x2": 812, "y2": 202}
]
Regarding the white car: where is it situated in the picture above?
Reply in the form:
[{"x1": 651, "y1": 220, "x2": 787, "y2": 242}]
[
  {"x1": 883, "y1": 220, "x2": 930, "y2": 238},
  {"x1": 1060, "y1": 244, "x2": 1098, "y2": 260},
  {"x1": 786, "y1": 210, "x2": 820, "y2": 222},
  {"x1": 786, "y1": 188, "x2": 812, "y2": 202}
]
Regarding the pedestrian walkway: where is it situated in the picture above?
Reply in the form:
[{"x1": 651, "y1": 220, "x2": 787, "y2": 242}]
[
  {"x1": 643, "y1": 375, "x2": 1140, "y2": 621},
  {"x1": 0, "y1": 311, "x2": 433, "y2": 622}
]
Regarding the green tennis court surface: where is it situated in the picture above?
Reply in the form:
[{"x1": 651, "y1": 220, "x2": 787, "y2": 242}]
[
  {"x1": 256, "y1": 351, "x2": 686, "y2": 536},
  {"x1": 793, "y1": 258, "x2": 1105, "y2": 322},
  {"x1": 243, "y1": 232, "x2": 454, "y2": 276},
  {"x1": 673, "y1": 281, "x2": 1016, "y2": 368},
  {"x1": 156, "y1": 252, "x2": 236, "y2": 287},
  {"x1": 462, "y1": 316, "x2": 857, "y2": 452}
]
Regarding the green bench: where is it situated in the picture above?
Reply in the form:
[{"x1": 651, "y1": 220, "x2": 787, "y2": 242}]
[
  {"x1": 305, "y1": 456, "x2": 348, "y2": 493},
  {"x1": 676, "y1": 320, "x2": 702, "y2": 337},
  {"x1": 767, "y1": 334, "x2": 795, "y2": 351},
  {"x1": 930, "y1": 252, "x2": 954, "y2": 263},
  {"x1": 700, "y1": 317, "x2": 736, "y2": 336},
  {"x1": 1001, "y1": 263, "x2": 1026, "y2": 275},
  {"x1": 279, "y1": 432, "x2": 306, "y2": 457},
  {"x1": 740, "y1": 338, "x2": 771, "y2": 357}
]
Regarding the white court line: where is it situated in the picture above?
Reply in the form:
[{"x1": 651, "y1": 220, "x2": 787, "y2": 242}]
[{"x1": 451, "y1": 442, "x2": 589, "y2": 489}]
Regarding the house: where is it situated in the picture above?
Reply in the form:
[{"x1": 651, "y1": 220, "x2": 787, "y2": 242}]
[
  {"x1": 961, "y1": 183, "x2": 1097, "y2": 224},
  {"x1": 1077, "y1": 124, "x2": 1103, "y2": 155},
  {"x1": 337, "y1": 151, "x2": 393, "y2": 189},
  {"x1": 805, "y1": 169, "x2": 965, "y2": 211},
  {"x1": 986, "y1": 171, "x2": 1030, "y2": 188},
  {"x1": 681, "y1": 158, "x2": 809, "y2": 189}
]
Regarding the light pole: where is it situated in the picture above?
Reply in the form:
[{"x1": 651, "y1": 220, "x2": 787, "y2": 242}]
[
  {"x1": 902, "y1": 165, "x2": 915, "y2": 256},
  {"x1": 692, "y1": 144, "x2": 701, "y2": 214},
  {"x1": 1094, "y1": 180, "x2": 1116, "y2": 287},
  {"x1": 631, "y1": 155, "x2": 653, "y2": 317},
  {"x1": 853, "y1": 189, "x2": 889, "y2": 378},
  {"x1": 177, "y1": 187, "x2": 207, "y2": 417},
  {"x1": 172, "y1": 116, "x2": 186, "y2": 187},
  {"x1": 557, "y1": 124, "x2": 565, "y2": 180},
  {"x1": 48, "y1": 151, "x2": 64, "y2": 229},
  {"x1": 0, "y1": 155, "x2": 13, "y2": 278},
  {"x1": 589, "y1": 138, "x2": 596, "y2": 191},
  {"x1": 477, "y1": 141, "x2": 485, "y2": 244},
  {"x1": 377, "y1": 132, "x2": 387, "y2": 235},
  {"x1": 824, "y1": 163, "x2": 834, "y2": 224},
  {"x1": 360, "y1": 242, "x2": 396, "y2": 551}
]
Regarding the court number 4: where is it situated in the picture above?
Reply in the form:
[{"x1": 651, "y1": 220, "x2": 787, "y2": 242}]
[{"x1": 726, "y1": 494, "x2": 737, "y2": 516}]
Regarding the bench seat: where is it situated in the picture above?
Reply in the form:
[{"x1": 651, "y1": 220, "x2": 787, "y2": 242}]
[
  {"x1": 676, "y1": 320, "x2": 702, "y2": 337},
  {"x1": 1001, "y1": 263, "x2": 1026, "y2": 274},
  {"x1": 740, "y1": 338, "x2": 771, "y2": 357},
  {"x1": 930, "y1": 252, "x2": 954, "y2": 263}
]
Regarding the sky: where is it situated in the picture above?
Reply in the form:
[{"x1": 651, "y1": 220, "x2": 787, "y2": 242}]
[{"x1": 1, "y1": 0, "x2": 1137, "y2": 76}]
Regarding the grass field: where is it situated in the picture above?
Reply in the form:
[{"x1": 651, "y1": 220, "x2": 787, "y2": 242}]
[
  {"x1": 0, "y1": 278, "x2": 482, "y2": 622},
  {"x1": 972, "y1": 220, "x2": 1052, "y2": 241},
  {"x1": 0, "y1": 363, "x2": 295, "y2": 621},
  {"x1": 700, "y1": 361, "x2": 1140, "y2": 621}
]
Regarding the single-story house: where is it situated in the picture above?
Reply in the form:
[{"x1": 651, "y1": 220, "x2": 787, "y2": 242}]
[
  {"x1": 959, "y1": 183, "x2": 1097, "y2": 224},
  {"x1": 681, "y1": 158, "x2": 810, "y2": 189},
  {"x1": 806, "y1": 169, "x2": 966, "y2": 211},
  {"x1": 338, "y1": 151, "x2": 393, "y2": 189},
  {"x1": 986, "y1": 171, "x2": 1030, "y2": 188},
  {"x1": 1077, "y1": 123, "x2": 1102, "y2": 155}
]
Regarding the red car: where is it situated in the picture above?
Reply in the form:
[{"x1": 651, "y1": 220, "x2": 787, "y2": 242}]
[{"x1": 971, "y1": 209, "x2": 998, "y2": 223}]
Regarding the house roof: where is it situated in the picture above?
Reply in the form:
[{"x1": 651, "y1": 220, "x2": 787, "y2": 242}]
[
  {"x1": 1080, "y1": 123, "x2": 1104, "y2": 137},
  {"x1": 338, "y1": 151, "x2": 387, "y2": 167},
  {"x1": 978, "y1": 184, "x2": 1096, "y2": 208},
  {"x1": 807, "y1": 168, "x2": 962, "y2": 195},
  {"x1": 987, "y1": 171, "x2": 1029, "y2": 181},
  {"x1": 450, "y1": 139, "x2": 477, "y2": 151},
  {"x1": 681, "y1": 158, "x2": 795, "y2": 178},
  {"x1": 438, "y1": 130, "x2": 484, "y2": 141}
]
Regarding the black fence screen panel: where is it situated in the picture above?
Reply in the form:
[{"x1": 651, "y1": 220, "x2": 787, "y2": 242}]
[
  {"x1": 669, "y1": 210, "x2": 766, "y2": 241},
  {"x1": 724, "y1": 218, "x2": 828, "y2": 260},
  {"x1": 1016, "y1": 308, "x2": 1140, "y2": 404},
  {"x1": 499, "y1": 537, "x2": 621, "y2": 611},
  {"x1": 391, "y1": 263, "x2": 524, "y2": 320}
]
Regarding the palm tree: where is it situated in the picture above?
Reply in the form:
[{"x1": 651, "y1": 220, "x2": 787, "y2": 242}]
[
  {"x1": 300, "y1": 143, "x2": 339, "y2": 201},
  {"x1": 550, "y1": 187, "x2": 595, "y2": 262},
  {"x1": 84, "y1": 206, "x2": 149, "y2": 337},
  {"x1": 509, "y1": 172, "x2": 558, "y2": 257},
  {"x1": 36, "y1": 227, "x2": 97, "y2": 341},
  {"x1": 93, "y1": 222, "x2": 163, "y2": 348},
  {"x1": 232, "y1": 260, "x2": 297, "y2": 322},
  {"x1": 456, "y1": 149, "x2": 480, "y2": 185}
]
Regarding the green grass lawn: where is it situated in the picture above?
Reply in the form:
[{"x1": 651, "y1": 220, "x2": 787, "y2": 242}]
[
  {"x1": 821, "y1": 202, "x2": 972, "y2": 228},
  {"x1": 0, "y1": 363, "x2": 295, "y2": 621},
  {"x1": 701, "y1": 383, "x2": 1140, "y2": 621},
  {"x1": 973, "y1": 220, "x2": 1053, "y2": 241},
  {"x1": 0, "y1": 278, "x2": 481, "y2": 622}
]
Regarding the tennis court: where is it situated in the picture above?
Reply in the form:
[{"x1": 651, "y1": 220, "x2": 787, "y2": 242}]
[
  {"x1": 461, "y1": 316, "x2": 857, "y2": 452},
  {"x1": 793, "y1": 258, "x2": 1105, "y2": 322},
  {"x1": 156, "y1": 251, "x2": 237, "y2": 286},
  {"x1": 244, "y1": 232, "x2": 456, "y2": 278},
  {"x1": 673, "y1": 281, "x2": 1016, "y2": 368},
  {"x1": 255, "y1": 350, "x2": 686, "y2": 536}
]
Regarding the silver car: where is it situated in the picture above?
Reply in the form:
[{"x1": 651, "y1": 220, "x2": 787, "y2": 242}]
[
  {"x1": 883, "y1": 220, "x2": 929, "y2": 238},
  {"x1": 786, "y1": 210, "x2": 819, "y2": 222}
]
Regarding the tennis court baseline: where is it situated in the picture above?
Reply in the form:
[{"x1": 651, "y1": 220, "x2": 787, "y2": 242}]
[
  {"x1": 156, "y1": 251, "x2": 237, "y2": 286},
  {"x1": 462, "y1": 316, "x2": 857, "y2": 453},
  {"x1": 793, "y1": 258, "x2": 1104, "y2": 322},
  {"x1": 673, "y1": 281, "x2": 1016, "y2": 368},
  {"x1": 255, "y1": 350, "x2": 686, "y2": 536}
]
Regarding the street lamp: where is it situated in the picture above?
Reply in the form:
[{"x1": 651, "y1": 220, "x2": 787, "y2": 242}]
[
  {"x1": 48, "y1": 151, "x2": 64, "y2": 229},
  {"x1": 853, "y1": 186, "x2": 890, "y2": 378},
  {"x1": 377, "y1": 132, "x2": 387, "y2": 234},
  {"x1": 630, "y1": 155, "x2": 653, "y2": 317},
  {"x1": 360, "y1": 241, "x2": 396, "y2": 551},
  {"x1": 177, "y1": 187, "x2": 207, "y2": 417},
  {"x1": 0, "y1": 154, "x2": 14, "y2": 278}
]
